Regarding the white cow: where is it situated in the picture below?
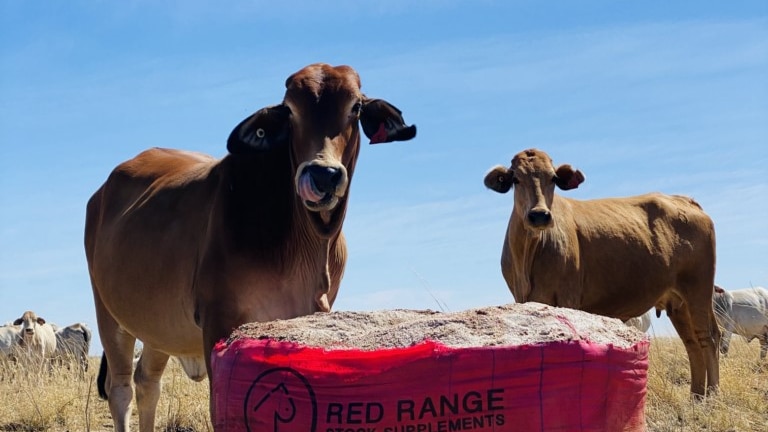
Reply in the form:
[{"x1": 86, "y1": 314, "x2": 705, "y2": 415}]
[
  {"x1": 624, "y1": 310, "x2": 652, "y2": 333},
  {"x1": 0, "y1": 323, "x2": 21, "y2": 358},
  {"x1": 53, "y1": 323, "x2": 92, "y2": 373},
  {"x1": 713, "y1": 285, "x2": 768, "y2": 360},
  {"x1": 13, "y1": 311, "x2": 57, "y2": 363}
]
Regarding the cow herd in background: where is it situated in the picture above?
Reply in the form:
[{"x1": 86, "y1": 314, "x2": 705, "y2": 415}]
[{"x1": 0, "y1": 310, "x2": 91, "y2": 374}]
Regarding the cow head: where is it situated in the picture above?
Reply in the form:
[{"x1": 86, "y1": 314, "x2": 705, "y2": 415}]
[
  {"x1": 484, "y1": 148, "x2": 584, "y2": 230},
  {"x1": 226, "y1": 63, "x2": 416, "y2": 236},
  {"x1": 712, "y1": 286, "x2": 732, "y2": 320},
  {"x1": 13, "y1": 310, "x2": 46, "y2": 346}
]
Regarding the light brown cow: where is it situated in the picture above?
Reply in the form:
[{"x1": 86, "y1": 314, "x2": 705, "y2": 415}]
[
  {"x1": 484, "y1": 148, "x2": 720, "y2": 397},
  {"x1": 85, "y1": 63, "x2": 416, "y2": 432},
  {"x1": 13, "y1": 311, "x2": 57, "y2": 364}
]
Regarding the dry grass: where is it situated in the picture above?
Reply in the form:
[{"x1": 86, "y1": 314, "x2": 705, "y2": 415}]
[
  {"x1": 646, "y1": 337, "x2": 768, "y2": 432},
  {"x1": 0, "y1": 357, "x2": 210, "y2": 432},
  {"x1": 1, "y1": 337, "x2": 765, "y2": 431}
]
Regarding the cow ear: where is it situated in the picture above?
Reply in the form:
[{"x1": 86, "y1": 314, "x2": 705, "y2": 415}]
[
  {"x1": 227, "y1": 105, "x2": 291, "y2": 155},
  {"x1": 360, "y1": 98, "x2": 417, "y2": 144},
  {"x1": 36, "y1": 317, "x2": 46, "y2": 325},
  {"x1": 13, "y1": 318, "x2": 22, "y2": 325},
  {"x1": 554, "y1": 164, "x2": 584, "y2": 190},
  {"x1": 484, "y1": 166, "x2": 514, "y2": 194}
]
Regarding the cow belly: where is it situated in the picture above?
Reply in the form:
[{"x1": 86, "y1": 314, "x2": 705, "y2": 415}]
[
  {"x1": 528, "y1": 241, "x2": 676, "y2": 318},
  {"x1": 555, "y1": 275, "x2": 667, "y2": 320},
  {"x1": 731, "y1": 306, "x2": 768, "y2": 339},
  {"x1": 585, "y1": 294, "x2": 663, "y2": 321},
  {"x1": 94, "y1": 275, "x2": 202, "y2": 355},
  {"x1": 128, "y1": 321, "x2": 202, "y2": 356}
]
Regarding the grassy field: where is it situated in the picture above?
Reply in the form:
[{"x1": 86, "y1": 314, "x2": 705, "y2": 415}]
[{"x1": 1, "y1": 337, "x2": 766, "y2": 431}]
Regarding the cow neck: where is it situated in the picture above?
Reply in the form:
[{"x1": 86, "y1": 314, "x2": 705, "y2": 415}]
[
  {"x1": 220, "y1": 152, "x2": 325, "y2": 265},
  {"x1": 510, "y1": 200, "x2": 572, "y2": 303},
  {"x1": 307, "y1": 196, "x2": 348, "y2": 239},
  {"x1": 292, "y1": 134, "x2": 360, "y2": 241},
  {"x1": 509, "y1": 212, "x2": 541, "y2": 303}
]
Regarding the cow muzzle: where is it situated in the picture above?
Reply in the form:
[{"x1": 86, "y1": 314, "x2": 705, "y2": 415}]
[
  {"x1": 526, "y1": 209, "x2": 552, "y2": 229},
  {"x1": 21, "y1": 330, "x2": 34, "y2": 345},
  {"x1": 295, "y1": 162, "x2": 348, "y2": 211}
]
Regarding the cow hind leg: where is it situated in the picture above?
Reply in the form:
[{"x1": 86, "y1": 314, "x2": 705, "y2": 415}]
[
  {"x1": 133, "y1": 346, "x2": 170, "y2": 432},
  {"x1": 688, "y1": 297, "x2": 720, "y2": 394},
  {"x1": 93, "y1": 290, "x2": 137, "y2": 432},
  {"x1": 103, "y1": 337, "x2": 137, "y2": 432},
  {"x1": 704, "y1": 308, "x2": 720, "y2": 392},
  {"x1": 667, "y1": 304, "x2": 709, "y2": 397}
]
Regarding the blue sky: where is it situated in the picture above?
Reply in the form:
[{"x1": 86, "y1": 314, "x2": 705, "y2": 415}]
[{"x1": 1, "y1": 1, "x2": 766, "y2": 355}]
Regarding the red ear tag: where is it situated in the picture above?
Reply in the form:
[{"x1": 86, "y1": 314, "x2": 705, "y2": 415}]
[{"x1": 369, "y1": 122, "x2": 388, "y2": 144}]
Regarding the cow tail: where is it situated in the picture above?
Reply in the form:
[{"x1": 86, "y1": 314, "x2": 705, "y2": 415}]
[
  {"x1": 97, "y1": 352, "x2": 109, "y2": 400},
  {"x1": 81, "y1": 327, "x2": 93, "y2": 373}
]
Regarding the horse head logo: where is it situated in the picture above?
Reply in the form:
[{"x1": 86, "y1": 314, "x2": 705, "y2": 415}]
[{"x1": 244, "y1": 367, "x2": 317, "y2": 432}]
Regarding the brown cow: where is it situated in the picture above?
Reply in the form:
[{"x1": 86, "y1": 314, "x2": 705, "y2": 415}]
[
  {"x1": 484, "y1": 148, "x2": 719, "y2": 397},
  {"x1": 85, "y1": 63, "x2": 416, "y2": 432}
]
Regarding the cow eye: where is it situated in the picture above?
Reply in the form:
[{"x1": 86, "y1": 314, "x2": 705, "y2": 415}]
[{"x1": 351, "y1": 102, "x2": 362, "y2": 115}]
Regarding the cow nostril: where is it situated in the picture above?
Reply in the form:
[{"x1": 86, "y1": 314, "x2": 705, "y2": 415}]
[
  {"x1": 330, "y1": 168, "x2": 342, "y2": 185},
  {"x1": 527, "y1": 210, "x2": 552, "y2": 227},
  {"x1": 305, "y1": 165, "x2": 341, "y2": 194}
]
